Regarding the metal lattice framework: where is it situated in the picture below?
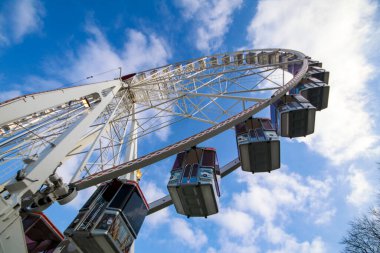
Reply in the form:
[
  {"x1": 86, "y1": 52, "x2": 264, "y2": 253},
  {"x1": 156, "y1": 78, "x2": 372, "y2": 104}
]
[{"x1": 0, "y1": 48, "x2": 310, "y2": 253}]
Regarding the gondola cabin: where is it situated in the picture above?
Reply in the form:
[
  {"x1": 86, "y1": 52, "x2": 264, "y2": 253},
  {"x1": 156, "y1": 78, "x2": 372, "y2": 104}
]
[
  {"x1": 234, "y1": 53, "x2": 243, "y2": 65},
  {"x1": 64, "y1": 179, "x2": 149, "y2": 253},
  {"x1": 167, "y1": 147, "x2": 221, "y2": 217},
  {"x1": 269, "y1": 51, "x2": 280, "y2": 65},
  {"x1": 245, "y1": 52, "x2": 257, "y2": 64},
  {"x1": 279, "y1": 53, "x2": 293, "y2": 70},
  {"x1": 290, "y1": 77, "x2": 330, "y2": 110},
  {"x1": 308, "y1": 66, "x2": 329, "y2": 84},
  {"x1": 271, "y1": 94, "x2": 316, "y2": 138},
  {"x1": 286, "y1": 55, "x2": 302, "y2": 75},
  {"x1": 235, "y1": 118, "x2": 280, "y2": 173},
  {"x1": 308, "y1": 60, "x2": 322, "y2": 67},
  {"x1": 22, "y1": 212, "x2": 63, "y2": 253},
  {"x1": 222, "y1": 54, "x2": 231, "y2": 65},
  {"x1": 257, "y1": 52, "x2": 269, "y2": 65}
]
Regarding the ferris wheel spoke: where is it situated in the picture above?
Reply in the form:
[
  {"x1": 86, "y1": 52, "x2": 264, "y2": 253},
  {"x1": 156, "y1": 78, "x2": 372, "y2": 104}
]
[
  {"x1": 179, "y1": 92, "x2": 266, "y2": 102},
  {"x1": 136, "y1": 103, "x2": 217, "y2": 125}
]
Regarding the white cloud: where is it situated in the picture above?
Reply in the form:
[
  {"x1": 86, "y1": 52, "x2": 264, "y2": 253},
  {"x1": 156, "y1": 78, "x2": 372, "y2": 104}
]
[
  {"x1": 51, "y1": 24, "x2": 172, "y2": 141},
  {"x1": 207, "y1": 168, "x2": 332, "y2": 253},
  {"x1": 58, "y1": 25, "x2": 171, "y2": 83},
  {"x1": 169, "y1": 218, "x2": 208, "y2": 250},
  {"x1": 176, "y1": 0, "x2": 243, "y2": 52},
  {"x1": 345, "y1": 165, "x2": 375, "y2": 207},
  {"x1": 211, "y1": 208, "x2": 255, "y2": 237},
  {"x1": 233, "y1": 169, "x2": 335, "y2": 225},
  {"x1": 247, "y1": 0, "x2": 380, "y2": 164},
  {"x1": 140, "y1": 180, "x2": 166, "y2": 203},
  {"x1": 12, "y1": 0, "x2": 44, "y2": 41},
  {"x1": 122, "y1": 29, "x2": 171, "y2": 73},
  {"x1": 145, "y1": 207, "x2": 170, "y2": 228},
  {"x1": 265, "y1": 224, "x2": 325, "y2": 253},
  {"x1": 0, "y1": 0, "x2": 45, "y2": 45},
  {"x1": 139, "y1": 180, "x2": 170, "y2": 227},
  {"x1": 210, "y1": 239, "x2": 259, "y2": 253}
]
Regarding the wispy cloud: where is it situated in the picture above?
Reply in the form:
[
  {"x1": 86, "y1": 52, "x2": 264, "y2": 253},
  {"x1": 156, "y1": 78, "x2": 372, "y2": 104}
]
[
  {"x1": 265, "y1": 225, "x2": 325, "y2": 253},
  {"x1": 211, "y1": 208, "x2": 255, "y2": 237},
  {"x1": 234, "y1": 169, "x2": 335, "y2": 224},
  {"x1": 345, "y1": 165, "x2": 375, "y2": 208},
  {"x1": 208, "y1": 168, "x2": 332, "y2": 252},
  {"x1": 175, "y1": 0, "x2": 242, "y2": 52},
  {"x1": 47, "y1": 24, "x2": 172, "y2": 141},
  {"x1": 139, "y1": 180, "x2": 170, "y2": 228},
  {"x1": 169, "y1": 218, "x2": 208, "y2": 250},
  {"x1": 247, "y1": 0, "x2": 380, "y2": 165},
  {"x1": 0, "y1": 0, "x2": 45, "y2": 45},
  {"x1": 55, "y1": 25, "x2": 171, "y2": 83}
]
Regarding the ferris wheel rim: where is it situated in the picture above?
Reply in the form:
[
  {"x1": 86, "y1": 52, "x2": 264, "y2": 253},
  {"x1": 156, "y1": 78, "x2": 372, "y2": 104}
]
[{"x1": 72, "y1": 48, "x2": 309, "y2": 190}]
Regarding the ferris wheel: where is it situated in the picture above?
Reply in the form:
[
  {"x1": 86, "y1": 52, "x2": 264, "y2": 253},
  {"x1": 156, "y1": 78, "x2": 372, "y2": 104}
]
[{"x1": 0, "y1": 49, "x2": 330, "y2": 253}]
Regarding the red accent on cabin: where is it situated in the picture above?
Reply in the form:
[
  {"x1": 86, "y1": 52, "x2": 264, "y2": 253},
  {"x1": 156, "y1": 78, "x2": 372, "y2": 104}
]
[
  {"x1": 121, "y1": 73, "x2": 136, "y2": 81},
  {"x1": 22, "y1": 212, "x2": 63, "y2": 253}
]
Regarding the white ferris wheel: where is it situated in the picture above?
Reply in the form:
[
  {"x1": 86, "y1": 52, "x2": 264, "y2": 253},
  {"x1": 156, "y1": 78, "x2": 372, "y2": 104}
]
[{"x1": 0, "y1": 48, "x2": 330, "y2": 253}]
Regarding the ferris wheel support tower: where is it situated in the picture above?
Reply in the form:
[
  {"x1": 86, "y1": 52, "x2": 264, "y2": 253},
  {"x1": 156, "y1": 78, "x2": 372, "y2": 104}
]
[
  {"x1": 0, "y1": 80, "x2": 126, "y2": 253},
  {"x1": 0, "y1": 80, "x2": 141, "y2": 253}
]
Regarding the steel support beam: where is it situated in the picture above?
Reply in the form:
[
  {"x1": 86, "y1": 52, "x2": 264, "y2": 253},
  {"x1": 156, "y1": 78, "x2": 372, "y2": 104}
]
[{"x1": 0, "y1": 80, "x2": 120, "y2": 126}]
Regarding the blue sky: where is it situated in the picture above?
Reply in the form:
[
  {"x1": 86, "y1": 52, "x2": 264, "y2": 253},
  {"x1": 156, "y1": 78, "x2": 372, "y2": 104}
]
[{"x1": 1, "y1": 0, "x2": 380, "y2": 252}]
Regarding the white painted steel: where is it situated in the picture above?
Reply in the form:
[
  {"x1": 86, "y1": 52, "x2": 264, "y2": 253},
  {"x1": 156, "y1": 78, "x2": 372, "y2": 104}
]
[
  {"x1": 70, "y1": 90, "x2": 128, "y2": 183},
  {"x1": 0, "y1": 80, "x2": 120, "y2": 126}
]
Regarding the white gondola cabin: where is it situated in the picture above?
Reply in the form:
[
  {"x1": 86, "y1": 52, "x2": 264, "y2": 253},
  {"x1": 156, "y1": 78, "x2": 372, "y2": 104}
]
[
  {"x1": 271, "y1": 94, "x2": 316, "y2": 138},
  {"x1": 235, "y1": 117, "x2": 280, "y2": 173},
  {"x1": 290, "y1": 77, "x2": 330, "y2": 111},
  {"x1": 167, "y1": 147, "x2": 221, "y2": 218},
  {"x1": 64, "y1": 179, "x2": 149, "y2": 253}
]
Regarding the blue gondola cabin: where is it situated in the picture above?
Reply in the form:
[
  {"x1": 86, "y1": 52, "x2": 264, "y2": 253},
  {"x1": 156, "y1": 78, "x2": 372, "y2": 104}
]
[
  {"x1": 271, "y1": 94, "x2": 316, "y2": 138},
  {"x1": 290, "y1": 77, "x2": 330, "y2": 111},
  {"x1": 64, "y1": 179, "x2": 149, "y2": 253},
  {"x1": 308, "y1": 66, "x2": 329, "y2": 84},
  {"x1": 235, "y1": 117, "x2": 280, "y2": 173},
  {"x1": 286, "y1": 55, "x2": 303, "y2": 75},
  {"x1": 167, "y1": 147, "x2": 221, "y2": 218}
]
